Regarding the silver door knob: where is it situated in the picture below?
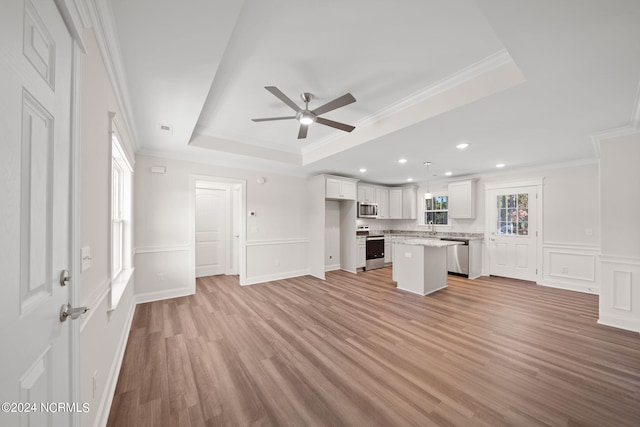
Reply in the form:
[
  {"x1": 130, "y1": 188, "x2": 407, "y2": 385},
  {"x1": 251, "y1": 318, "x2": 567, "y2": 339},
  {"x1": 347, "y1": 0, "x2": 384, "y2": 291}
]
[
  {"x1": 59, "y1": 303, "x2": 89, "y2": 322},
  {"x1": 59, "y1": 269, "x2": 71, "y2": 286}
]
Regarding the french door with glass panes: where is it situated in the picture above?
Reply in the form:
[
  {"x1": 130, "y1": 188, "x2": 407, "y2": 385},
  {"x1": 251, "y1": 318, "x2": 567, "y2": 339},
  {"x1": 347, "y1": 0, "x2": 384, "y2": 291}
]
[{"x1": 487, "y1": 186, "x2": 538, "y2": 281}]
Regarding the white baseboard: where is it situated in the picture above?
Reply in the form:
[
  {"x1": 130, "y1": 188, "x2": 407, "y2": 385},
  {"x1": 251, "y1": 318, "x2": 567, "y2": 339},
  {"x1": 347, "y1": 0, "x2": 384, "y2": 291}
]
[
  {"x1": 598, "y1": 314, "x2": 640, "y2": 333},
  {"x1": 94, "y1": 295, "x2": 136, "y2": 427},
  {"x1": 540, "y1": 280, "x2": 599, "y2": 295},
  {"x1": 325, "y1": 264, "x2": 340, "y2": 272},
  {"x1": 135, "y1": 286, "x2": 195, "y2": 304},
  {"x1": 244, "y1": 269, "x2": 310, "y2": 286}
]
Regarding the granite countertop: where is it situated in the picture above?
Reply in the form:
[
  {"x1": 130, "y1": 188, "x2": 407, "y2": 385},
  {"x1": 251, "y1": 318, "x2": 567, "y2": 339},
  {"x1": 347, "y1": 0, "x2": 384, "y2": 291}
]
[
  {"x1": 400, "y1": 238, "x2": 465, "y2": 247},
  {"x1": 379, "y1": 230, "x2": 484, "y2": 241}
]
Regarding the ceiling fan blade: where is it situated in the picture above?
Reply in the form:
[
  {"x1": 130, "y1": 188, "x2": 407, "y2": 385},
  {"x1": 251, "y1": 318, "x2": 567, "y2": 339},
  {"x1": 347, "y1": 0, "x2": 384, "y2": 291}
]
[
  {"x1": 311, "y1": 93, "x2": 356, "y2": 116},
  {"x1": 265, "y1": 86, "x2": 301, "y2": 112},
  {"x1": 315, "y1": 117, "x2": 355, "y2": 133},
  {"x1": 297, "y1": 124, "x2": 309, "y2": 139},
  {"x1": 251, "y1": 116, "x2": 296, "y2": 122}
]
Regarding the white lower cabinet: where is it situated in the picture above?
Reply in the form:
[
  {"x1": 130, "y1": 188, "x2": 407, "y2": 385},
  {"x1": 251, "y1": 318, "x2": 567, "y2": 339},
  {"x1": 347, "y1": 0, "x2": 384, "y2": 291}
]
[
  {"x1": 357, "y1": 240, "x2": 366, "y2": 268},
  {"x1": 384, "y1": 242, "x2": 391, "y2": 264}
]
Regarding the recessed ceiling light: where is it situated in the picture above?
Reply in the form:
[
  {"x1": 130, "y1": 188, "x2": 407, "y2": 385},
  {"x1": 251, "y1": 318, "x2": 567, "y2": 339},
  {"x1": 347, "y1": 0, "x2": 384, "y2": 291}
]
[
  {"x1": 398, "y1": 158, "x2": 407, "y2": 164},
  {"x1": 445, "y1": 171, "x2": 453, "y2": 176},
  {"x1": 359, "y1": 168, "x2": 367, "y2": 173},
  {"x1": 496, "y1": 163, "x2": 506, "y2": 168},
  {"x1": 407, "y1": 178, "x2": 413, "y2": 182},
  {"x1": 423, "y1": 161, "x2": 431, "y2": 166},
  {"x1": 456, "y1": 143, "x2": 469, "y2": 150}
]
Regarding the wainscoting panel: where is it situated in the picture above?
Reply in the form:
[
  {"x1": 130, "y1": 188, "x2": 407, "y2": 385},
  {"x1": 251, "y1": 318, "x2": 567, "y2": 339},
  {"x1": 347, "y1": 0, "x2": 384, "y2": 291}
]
[
  {"x1": 245, "y1": 239, "x2": 309, "y2": 285},
  {"x1": 542, "y1": 243, "x2": 600, "y2": 294},
  {"x1": 134, "y1": 246, "x2": 193, "y2": 302},
  {"x1": 599, "y1": 255, "x2": 640, "y2": 332}
]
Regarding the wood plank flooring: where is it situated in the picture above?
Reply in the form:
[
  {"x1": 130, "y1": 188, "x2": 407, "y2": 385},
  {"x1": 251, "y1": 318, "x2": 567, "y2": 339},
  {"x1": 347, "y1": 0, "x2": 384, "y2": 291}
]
[{"x1": 107, "y1": 269, "x2": 640, "y2": 426}]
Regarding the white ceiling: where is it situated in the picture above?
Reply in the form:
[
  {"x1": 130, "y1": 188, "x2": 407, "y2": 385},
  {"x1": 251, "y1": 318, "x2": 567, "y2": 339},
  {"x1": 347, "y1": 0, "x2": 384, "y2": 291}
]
[{"x1": 109, "y1": 0, "x2": 640, "y2": 185}]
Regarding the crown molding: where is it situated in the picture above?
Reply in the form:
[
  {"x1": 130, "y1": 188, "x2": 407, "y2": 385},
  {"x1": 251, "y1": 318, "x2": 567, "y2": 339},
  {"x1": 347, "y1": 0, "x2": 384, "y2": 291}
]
[
  {"x1": 194, "y1": 125, "x2": 300, "y2": 155},
  {"x1": 590, "y1": 77, "x2": 640, "y2": 153},
  {"x1": 136, "y1": 148, "x2": 308, "y2": 179},
  {"x1": 83, "y1": 0, "x2": 139, "y2": 150},
  {"x1": 301, "y1": 49, "x2": 516, "y2": 156},
  {"x1": 54, "y1": 0, "x2": 91, "y2": 50},
  {"x1": 590, "y1": 125, "x2": 639, "y2": 153}
]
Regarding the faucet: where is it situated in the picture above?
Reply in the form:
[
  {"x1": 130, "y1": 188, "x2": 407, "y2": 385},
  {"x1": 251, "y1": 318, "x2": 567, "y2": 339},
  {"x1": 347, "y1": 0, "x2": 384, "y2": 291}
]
[{"x1": 428, "y1": 221, "x2": 435, "y2": 235}]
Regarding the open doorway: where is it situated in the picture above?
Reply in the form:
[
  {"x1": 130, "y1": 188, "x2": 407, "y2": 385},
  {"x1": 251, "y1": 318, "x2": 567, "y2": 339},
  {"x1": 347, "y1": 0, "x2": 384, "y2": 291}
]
[{"x1": 190, "y1": 175, "x2": 246, "y2": 286}]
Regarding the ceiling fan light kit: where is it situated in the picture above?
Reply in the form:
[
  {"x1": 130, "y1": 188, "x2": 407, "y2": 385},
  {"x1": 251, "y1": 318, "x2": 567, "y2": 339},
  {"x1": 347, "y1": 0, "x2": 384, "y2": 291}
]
[{"x1": 252, "y1": 86, "x2": 356, "y2": 139}]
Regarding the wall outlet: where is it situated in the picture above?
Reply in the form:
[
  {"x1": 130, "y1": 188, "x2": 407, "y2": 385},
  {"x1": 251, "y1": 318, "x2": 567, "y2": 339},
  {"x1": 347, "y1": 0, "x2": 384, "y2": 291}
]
[
  {"x1": 561, "y1": 266, "x2": 569, "y2": 274},
  {"x1": 405, "y1": 252, "x2": 412, "y2": 258},
  {"x1": 275, "y1": 259, "x2": 280, "y2": 266},
  {"x1": 158, "y1": 273, "x2": 165, "y2": 281}
]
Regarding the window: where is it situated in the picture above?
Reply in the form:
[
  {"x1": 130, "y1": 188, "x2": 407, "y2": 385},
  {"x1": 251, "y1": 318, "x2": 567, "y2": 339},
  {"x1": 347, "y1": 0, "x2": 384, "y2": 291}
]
[
  {"x1": 496, "y1": 193, "x2": 528, "y2": 235},
  {"x1": 111, "y1": 133, "x2": 132, "y2": 280},
  {"x1": 112, "y1": 157, "x2": 124, "y2": 277},
  {"x1": 423, "y1": 194, "x2": 449, "y2": 226}
]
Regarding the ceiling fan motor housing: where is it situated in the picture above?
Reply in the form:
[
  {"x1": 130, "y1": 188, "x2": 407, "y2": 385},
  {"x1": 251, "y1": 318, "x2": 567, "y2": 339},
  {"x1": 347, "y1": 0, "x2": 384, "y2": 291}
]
[{"x1": 296, "y1": 110, "x2": 316, "y2": 124}]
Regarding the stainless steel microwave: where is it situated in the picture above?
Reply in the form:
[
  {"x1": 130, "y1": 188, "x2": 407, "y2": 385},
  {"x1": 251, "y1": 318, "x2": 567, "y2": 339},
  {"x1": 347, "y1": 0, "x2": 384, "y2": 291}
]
[{"x1": 357, "y1": 202, "x2": 378, "y2": 218}]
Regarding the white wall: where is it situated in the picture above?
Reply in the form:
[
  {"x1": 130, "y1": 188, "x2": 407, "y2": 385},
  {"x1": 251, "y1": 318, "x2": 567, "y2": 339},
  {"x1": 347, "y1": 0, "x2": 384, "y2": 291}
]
[
  {"x1": 79, "y1": 28, "x2": 136, "y2": 427},
  {"x1": 598, "y1": 131, "x2": 640, "y2": 332},
  {"x1": 134, "y1": 154, "x2": 310, "y2": 293},
  {"x1": 359, "y1": 162, "x2": 601, "y2": 293},
  {"x1": 325, "y1": 201, "x2": 341, "y2": 270}
]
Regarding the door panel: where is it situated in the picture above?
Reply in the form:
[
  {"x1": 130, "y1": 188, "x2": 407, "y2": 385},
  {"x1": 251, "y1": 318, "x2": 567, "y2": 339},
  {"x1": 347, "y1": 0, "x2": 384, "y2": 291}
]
[
  {"x1": 1, "y1": 0, "x2": 73, "y2": 425},
  {"x1": 195, "y1": 187, "x2": 229, "y2": 277},
  {"x1": 488, "y1": 186, "x2": 538, "y2": 281}
]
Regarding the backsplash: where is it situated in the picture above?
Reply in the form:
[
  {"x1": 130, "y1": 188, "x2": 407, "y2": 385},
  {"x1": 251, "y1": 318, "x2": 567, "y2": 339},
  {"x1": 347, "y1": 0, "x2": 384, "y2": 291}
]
[{"x1": 356, "y1": 218, "x2": 484, "y2": 234}]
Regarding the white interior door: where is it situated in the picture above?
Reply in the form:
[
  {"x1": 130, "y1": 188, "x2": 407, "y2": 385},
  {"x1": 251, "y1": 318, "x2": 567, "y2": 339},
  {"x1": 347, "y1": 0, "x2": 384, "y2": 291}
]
[
  {"x1": 230, "y1": 185, "x2": 240, "y2": 275},
  {"x1": 195, "y1": 187, "x2": 230, "y2": 277},
  {"x1": 0, "y1": 0, "x2": 74, "y2": 425},
  {"x1": 487, "y1": 186, "x2": 538, "y2": 281}
]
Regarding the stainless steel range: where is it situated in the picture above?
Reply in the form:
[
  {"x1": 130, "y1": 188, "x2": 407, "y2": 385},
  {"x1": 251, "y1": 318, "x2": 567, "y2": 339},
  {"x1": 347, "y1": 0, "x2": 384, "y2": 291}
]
[
  {"x1": 365, "y1": 235, "x2": 385, "y2": 270},
  {"x1": 356, "y1": 226, "x2": 386, "y2": 270}
]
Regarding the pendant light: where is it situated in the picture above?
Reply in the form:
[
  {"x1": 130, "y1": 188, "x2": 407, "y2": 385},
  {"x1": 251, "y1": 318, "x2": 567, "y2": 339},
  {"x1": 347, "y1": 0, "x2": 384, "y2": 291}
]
[{"x1": 424, "y1": 161, "x2": 433, "y2": 199}]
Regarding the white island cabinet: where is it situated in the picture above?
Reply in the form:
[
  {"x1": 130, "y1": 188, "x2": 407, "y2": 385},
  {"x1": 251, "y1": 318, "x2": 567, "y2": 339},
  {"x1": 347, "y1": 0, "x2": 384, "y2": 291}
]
[{"x1": 393, "y1": 239, "x2": 463, "y2": 296}]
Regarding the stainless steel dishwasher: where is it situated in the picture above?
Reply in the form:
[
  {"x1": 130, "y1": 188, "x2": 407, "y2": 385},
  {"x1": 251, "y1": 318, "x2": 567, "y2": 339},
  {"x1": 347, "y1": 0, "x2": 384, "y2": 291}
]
[{"x1": 440, "y1": 238, "x2": 469, "y2": 276}]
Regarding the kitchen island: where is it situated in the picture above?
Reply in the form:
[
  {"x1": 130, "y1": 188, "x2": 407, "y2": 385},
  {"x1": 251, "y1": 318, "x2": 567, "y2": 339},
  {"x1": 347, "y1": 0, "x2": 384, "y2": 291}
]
[{"x1": 393, "y1": 239, "x2": 463, "y2": 295}]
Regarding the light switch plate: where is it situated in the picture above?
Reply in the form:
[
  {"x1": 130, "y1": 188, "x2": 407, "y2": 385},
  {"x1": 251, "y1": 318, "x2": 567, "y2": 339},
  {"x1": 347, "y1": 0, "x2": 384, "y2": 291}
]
[{"x1": 81, "y1": 246, "x2": 91, "y2": 271}]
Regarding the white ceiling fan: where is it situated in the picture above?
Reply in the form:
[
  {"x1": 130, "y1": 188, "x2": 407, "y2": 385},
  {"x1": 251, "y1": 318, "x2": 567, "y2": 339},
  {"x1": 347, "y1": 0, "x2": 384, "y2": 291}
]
[{"x1": 252, "y1": 86, "x2": 356, "y2": 139}]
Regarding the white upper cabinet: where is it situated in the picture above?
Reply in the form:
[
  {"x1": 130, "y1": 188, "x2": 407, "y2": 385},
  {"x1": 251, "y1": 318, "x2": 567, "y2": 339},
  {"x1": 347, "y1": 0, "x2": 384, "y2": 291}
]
[
  {"x1": 390, "y1": 186, "x2": 417, "y2": 219},
  {"x1": 326, "y1": 177, "x2": 357, "y2": 200},
  {"x1": 448, "y1": 180, "x2": 476, "y2": 219},
  {"x1": 357, "y1": 184, "x2": 376, "y2": 203},
  {"x1": 389, "y1": 189, "x2": 403, "y2": 219},
  {"x1": 402, "y1": 186, "x2": 417, "y2": 219},
  {"x1": 376, "y1": 187, "x2": 389, "y2": 219}
]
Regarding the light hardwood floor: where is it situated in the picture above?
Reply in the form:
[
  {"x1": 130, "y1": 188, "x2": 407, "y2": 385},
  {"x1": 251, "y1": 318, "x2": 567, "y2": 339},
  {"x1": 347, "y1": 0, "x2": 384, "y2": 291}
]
[{"x1": 107, "y1": 269, "x2": 640, "y2": 426}]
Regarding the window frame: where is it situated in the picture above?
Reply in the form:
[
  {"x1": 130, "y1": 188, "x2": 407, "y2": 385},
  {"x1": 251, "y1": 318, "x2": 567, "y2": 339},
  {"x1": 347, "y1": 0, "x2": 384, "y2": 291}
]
[
  {"x1": 110, "y1": 131, "x2": 133, "y2": 281},
  {"x1": 420, "y1": 192, "x2": 451, "y2": 228}
]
